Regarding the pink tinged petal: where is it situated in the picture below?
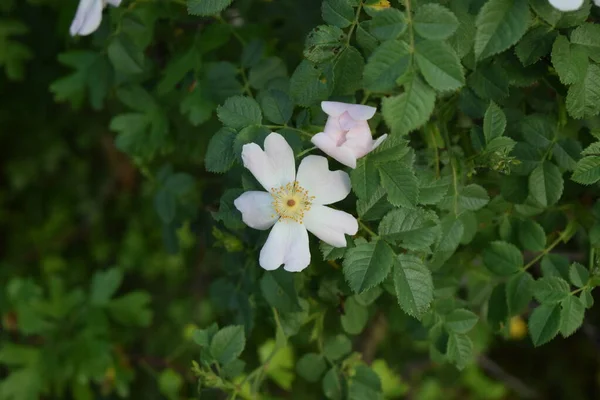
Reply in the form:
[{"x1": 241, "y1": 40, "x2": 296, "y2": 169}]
[
  {"x1": 304, "y1": 205, "x2": 358, "y2": 247},
  {"x1": 548, "y1": 0, "x2": 583, "y2": 11},
  {"x1": 259, "y1": 221, "x2": 310, "y2": 272},
  {"x1": 70, "y1": 0, "x2": 103, "y2": 36},
  {"x1": 345, "y1": 104, "x2": 377, "y2": 121},
  {"x1": 372, "y1": 134, "x2": 388, "y2": 150},
  {"x1": 322, "y1": 101, "x2": 351, "y2": 117},
  {"x1": 323, "y1": 115, "x2": 346, "y2": 144},
  {"x1": 241, "y1": 132, "x2": 295, "y2": 191},
  {"x1": 342, "y1": 123, "x2": 375, "y2": 159},
  {"x1": 311, "y1": 132, "x2": 358, "y2": 169},
  {"x1": 296, "y1": 155, "x2": 351, "y2": 204},
  {"x1": 234, "y1": 191, "x2": 278, "y2": 230},
  {"x1": 339, "y1": 112, "x2": 359, "y2": 131}
]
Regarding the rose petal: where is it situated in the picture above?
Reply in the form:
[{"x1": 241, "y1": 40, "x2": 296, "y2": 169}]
[
  {"x1": 296, "y1": 155, "x2": 351, "y2": 204},
  {"x1": 234, "y1": 191, "x2": 278, "y2": 230},
  {"x1": 304, "y1": 205, "x2": 358, "y2": 247},
  {"x1": 372, "y1": 134, "x2": 388, "y2": 150},
  {"x1": 341, "y1": 122, "x2": 375, "y2": 159},
  {"x1": 241, "y1": 132, "x2": 295, "y2": 191},
  {"x1": 311, "y1": 132, "x2": 358, "y2": 169},
  {"x1": 346, "y1": 104, "x2": 377, "y2": 121},
  {"x1": 259, "y1": 221, "x2": 310, "y2": 272},
  {"x1": 105, "y1": 0, "x2": 122, "y2": 6},
  {"x1": 70, "y1": 0, "x2": 103, "y2": 36},
  {"x1": 322, "y1": 101, "x2": 351, "y2": 117},
  {"x1": 548, "y1": 0, "x2": 584, "y2": 11}
]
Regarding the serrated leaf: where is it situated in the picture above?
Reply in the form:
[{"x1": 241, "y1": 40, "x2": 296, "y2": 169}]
[
  {"x1": 488, "y1": 283, "x2": 508, "y2": 330},
  {"x1": 415, "y1": 40, "x2": 465, "y2": 92},
  {"x1": 217, "y1": 96, "x2": 262, "y2": 129},
  {"x1": 333, "y1": 46, "x2": 364, "y2": 95},
  {"x1": 382, "y1": 74, "x2": 436, "y2": 135},
  {"x1": 297, "y1": 353, "x2": 327, "y2": 382},
  {"x1": 357, "y1": 186, "x2": 393, "y2": 221},
  {"x1": 379, "y1": 162, "x2": 419, "y2": 208},
  {"x1": 260, "y1": 270, "x2": 302, "y2": 313},
  {"x1": 205, "y1": 128, "x2": 237, "y2": 173},
  {"x1": 551, "y1": 35, "x2": 588, "y2": 85},
  {"x1": 570, "y1": 23, "x2": 600, "y2": 62},
  {"x1": 323, "y1": 335, "x2": 352, "y2": 361},
  {"x1": 363, "y1": 40, "x2": 411, "y2": 93},
  {"x1": 560, "y1": 296, "x2": 585, "y2": 338},
  {"x1": 290, "y1": 60, "x2": 333, "y2": 107},
  {"x1": 518, "y1": 220, "x2": 546, "y2": 252},
  {"x1": 413, "y1": 4, "x2": 458, "y2": 41},
  {"x1": 348, "y1": 365, "x2": 382, "y2": 400},
  {"x1": 514, "y1": 26, "x2": 556, "y2": 66},
  {"x1": 533, "y1": 277, "x2": 570, "y2": 304},
  {"x1": 90, "y1": 268, "x2": 123, "y2": 306},
  {"x1": 322, "y1": 0, "x2": 354, "y2": 28},
  {"x1": 467, "y1": 62, "x2": 509, "y2": 101},
  {"x1": 107, "y1": 34, "x2": 145, "y2": 75},
  {"x1": 343, "y1": 240, "x2": 394, "y2": 293},
  {"x1": 260, "y1": 90, "x2": 293, "y2": 125},
  {"x1": 378, "y1": 207, "x2": 439, "y2": 251},
  {"x1": 369, "y1": 8, "x2": 406, "y2": 41},
  {"x1": 341, "y1": 297, "x2": 369, "y2": 335},
  {"x1": 506, "y1": 272, "x2": 534, "y2": 316},
  {"x1": 393, "y1": 254, "x2": 433, "y2": 319},
  {"x1": 566, "y1": 64, "x2": 600, "y2": 119},
  {"x1": 483, "y1": 102, "x2": 506, "y2": 142},
  {"x1": 445, "y1": 309, "x2": 479, "y2": 334},
  {"x1": 572, "y1": 156, "x2": 600, "y2": 185},
  {"x1": 569, "y1": 263, "x2": 589, "y2": 288},
  {"x1": 209, "y1": 326, "x2": 245, "y2": 365},
  {"x1": 529, "y1": 162, "x2": 564, "y2": 207},
  {"x1": 248, "y1": 57, "x2": 287, "y2": 89},
  {"x1": 552, "y1": 139, "x2": 581, "y2": 171},
  {"x1": 529, "y1": 303, "x2": 561, "y2": 347},
  {"x1": 351, "y1": 158, "x2": 380, "y2": 199},
  {"x1": 447, "y1": 332, "x2": 473, "y2": 370},
  {"x1": 483, "y1": 241, "x2": 523, "y2": 276},
  {"x1": 322, "y1": 367, "x2": 344, "y2": 400},
  {"x1": 304, "y1": 25, "x2": 346, "y2": 63},
  {"x1": 474, "y1": 0, "x2": 530, "y2": 60},
  {"x1": 187, "y1": 0, "x2": 233, "y2": 15}
]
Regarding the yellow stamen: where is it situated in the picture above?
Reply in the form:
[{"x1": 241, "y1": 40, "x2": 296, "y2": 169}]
[{"x1": 270, "y1": 181, "x2": 313, "y2": 224}]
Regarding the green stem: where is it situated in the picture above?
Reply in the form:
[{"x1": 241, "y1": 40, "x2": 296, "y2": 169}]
[
  {"x1": 523, "y1": 234, "x2": 565, "y2": 271},
  {"x1": 440, "y1": 123, "x2": 459, "y2": 215},
  {"x1": 346, "y1": 1, "x2": 363, "y2": 46},
  {"x1": 405, "y1": 0, "x2": 415, "y2": 52},
  {"x1": 296, "y1": 146, "x2": 317, "y2": 159},
  {"x1": 359, "y1": 220, "x2": 378, "y2": 238}
]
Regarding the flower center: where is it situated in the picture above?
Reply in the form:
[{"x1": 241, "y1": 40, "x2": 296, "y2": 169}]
[{"x1": 270, "y1": 181, "x2": 314, "y2": 223}]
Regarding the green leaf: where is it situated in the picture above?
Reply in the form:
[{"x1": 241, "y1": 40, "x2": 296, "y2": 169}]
[
  {"x1": 483, "y1": 102, "x2": 506, "y2": 142},
  {"x1": 320, "y1": 238, "x2": 352, "y2": 261},
  {"x1": 107, "y1": 34, "x2": 145, "y2": 75},
  {"x1": 552, "y1": 139, "x2": 581, "y2": 171},
  {"x1": 322, "y1": 0, "x2": 354, "y2": 28},
  {"x1": 297, "y1": 353, "x2": 327, "y2": 382},
  {"x1": 529, "y1": 162, "x2": 564, "y2": 207},
  {"x1": 572, "y1": 156, "x2": 600, "y2": 185},
  {"x1": 241, "y1": 39, "x2": 265, "y2": 68},
  {"x1": 351, "y1": 158, "x2": 380, "y2": 199},
  {"x1": 447, "y1": 332, "x2": 473, "y2": 370},
  {"x1": 569, "y1": 263, "x2": 589, "y2": 288},
  {"x1": 566, "y1": 64, "x2": 600, "y2": 119},
  {"x1": 260, "y1": 90, "x2": 293, "y2": 125},
  {"x1": 217, "y1": 96, "x2": 262, "y2": 130},
  {"x1": 304, "y1": 25, "x2": 346, "y2": 63},
  {"x1": 530, "y1": 0, "x2": 589, "y2": 28},
  {"x1": 506, "y1": 272, "x2": 534, "y2": 316},
  {"x1": 514, "y1": 26, "x2": 556, "y2": 66},
  {"x1": 378, "y1": 207, "x2": 439, "y2": 251},
  {"x1": 482, "y1": 241, "x2": 523, "y2": 276},
  {"x1": 180, "y1": 89, "x2": 214, "y2": 126},
  {"x1": 209, "y1": 325, "x2": 246, "y2": 365},
  {"x1": 529, "y1": 303, "x2": 561, "y2": 347},
  {"x1": 348, "y1": 365, "x2": 383, "y2": 400},
  {"x1": 560, "y1": 296, "x2": 585, "y2": 338},
  {"x1": 341, "y1": 297, "x2": 369, "y2": 335},
  {"x1": 541, "y1": 254, "x2": 570, "y2": 280},
  {"x1": 487, "y1": 283, "x2": 508, "y2": 330},
  {"x1": 474, "y1": 0, "x2": 530, "y2": 60},
  {"x1": 322, "y1": 367, "x2": 344, "y2": 400},
  {"x1": 187, "y1": 0, "x2": 233, "y2": 16},
  {"x1": 323, "y1": 335, "x2": 352, "y2": 361},
  {"x1": 518, "y1": 220, "x2": 546, "y2": 252},
  {"x1": 159, "y1": 369, "x2": 184, "y2": 400},
  {"x1": 343, "y1": 240, "x2": 394, "y2": 293},
  {"x1": 357, "y1": 186, "x2": 393, "y2": 221},
  {"x1": 0, "y1": 20, "x2": 32, "y2": 81},
  {"x1": 234, "y1": 126, "x2": 270, "y2": 159},
  {"x1": 533, "y1": 277, "x2": 570, "y2": 304},
  {"x1": 382, "y1": 74, "x2": 435, "y2": 135},
  {"x1": 379, "y1": 162, "x2": 419, "y2": 208},
  {"x1": 205, "y1": 128, "x2": 237, "y2": 173},
  {"x1": 467, "y1": 62, "x2": 509, "y2": 101},
  {"x1": 413, "y1": 4, "x2": 458, "y2": 40},
  {"x1": 108, "y1": 291, "x2": 153, "y2": 327},
  {"x1": 249, "y1": 57, "x2": 287, "y2": 89},
  {"x1": 369, "y1": 8, "x2": 406, "y2": 41},
  {"x1": 570, "y1": 23, "x2": 600, "y2": 62},
  {"x1": 90, "y1": 268, "x2": 123, "y2": 306},
  {"x1": 415, "y1": 40, "x2": 465, "y2": 92},
  {"x1": 290, "y1": 60, "x2": 333, "y2": 107},
  {"x1": 551, "y1": 35, "x2": 588, "y2": 85},
  {"x1": 445, "y1": 309, "x2": 479, "y2": 334},
  {"x1": 363, "y1": 40, "x2": 411, "y2": 93},
  {"x1": 393, "y1": 254, "x2": 433, "y2": 319},
  {"x1": 260, "y1": 270, "x2": 302, "y2": 313},
  {"x1": 333, "y1": 46, "x2": 364, "y2": 95},
  {"x1": 456, "y1": 184, "x2": 490, "y2": 212}
]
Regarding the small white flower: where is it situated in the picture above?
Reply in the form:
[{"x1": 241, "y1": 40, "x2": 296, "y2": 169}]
[
  {"x1": 548, "y1": 0, "x2": 584, "y2": 11},
  {"x1": 70, "y1": 0, "x2": 121, "y2": 37},
  {"x1": 234, "y1": 132, "x2": 358, "y2": 272},
  {"x1": 311, "y1": 101, "x2": 387, "y2": 169}
]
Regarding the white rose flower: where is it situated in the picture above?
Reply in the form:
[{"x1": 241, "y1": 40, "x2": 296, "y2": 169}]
[
  {"x1": 70, "y1": 0, "x2": 121, "y2": 37},
  {"x1": 311, "y1": 101, "x2": 387, "y2": 169},
  {"x1": 234, "y1": 132, "x2": 358, "y2": 272},
  {"x1": 548, "y1": 0, "x2": 584, "y2": 11}
]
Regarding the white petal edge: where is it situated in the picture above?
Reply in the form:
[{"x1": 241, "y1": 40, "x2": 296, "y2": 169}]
[
  {"x1": 70, "y1": 0, "x2": 103, "y2": 36},
  {"x1": 105, "y1": 0, "x2": 122, "y2": 6},
  {"x1": 322, "y1": 101, "x2": 351, "y2": 117},
  {"x1": 234, "y1": 191, "x2": 278, "y2": 230},
  {"x1": 259, "y1": 221, "x2": 310, "y2": 272},
  {"x1": 548, "y1": 0, "x2": 584, "y2": 11},
  {"x1": 346, "y1": 104, "x2": 377, "y2": 121},
  {"x1": 372, "y1": 134, "x2": 388, "y2": 150},
  {"x1": 311, "y1": 132, "x2": 358, "y2": 169},
  {"x1": 304, "y1": 205, "x2": 358, "y2": 248},
  {"x1": 241, "y1": 133, "x2": 295, "y2": 191},
  {"x1": 296, "y1": 155, "x2": 352, "y2": 204}
]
